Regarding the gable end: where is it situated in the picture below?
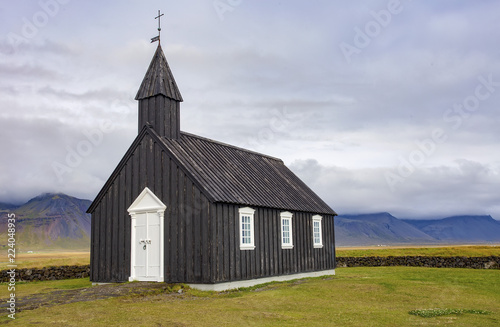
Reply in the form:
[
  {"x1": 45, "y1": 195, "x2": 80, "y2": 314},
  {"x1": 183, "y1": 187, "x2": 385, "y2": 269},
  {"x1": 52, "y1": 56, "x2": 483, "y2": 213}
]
[{"x1": 87, "y1": 125, "x2": 215, "y2": 213}]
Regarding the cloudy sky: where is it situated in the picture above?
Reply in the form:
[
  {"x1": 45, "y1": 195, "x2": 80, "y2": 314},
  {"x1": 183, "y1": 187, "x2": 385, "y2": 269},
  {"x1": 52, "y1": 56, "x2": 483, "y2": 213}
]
[{"x1": 1, "y1": 0, "x2": 499, "y2": 219}]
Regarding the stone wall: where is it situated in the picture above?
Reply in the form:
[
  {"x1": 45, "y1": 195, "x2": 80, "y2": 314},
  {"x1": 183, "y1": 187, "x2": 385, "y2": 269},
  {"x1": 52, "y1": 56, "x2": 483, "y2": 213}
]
[
  {"x1": 336, "y1": 256, "x2": 500, "y2": 269},
  {"x1": 0, "y1": 257, "x2": 498, "y2": 283},
  {"x1": 0, "y1": 265, "x2": 90, "y2": 283}
]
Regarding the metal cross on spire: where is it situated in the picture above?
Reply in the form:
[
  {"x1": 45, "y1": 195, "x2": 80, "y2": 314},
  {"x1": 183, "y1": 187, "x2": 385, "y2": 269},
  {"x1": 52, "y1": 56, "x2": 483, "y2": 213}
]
[{"x1": 151, "y1": 10, "x2": 164, "y2": 44}]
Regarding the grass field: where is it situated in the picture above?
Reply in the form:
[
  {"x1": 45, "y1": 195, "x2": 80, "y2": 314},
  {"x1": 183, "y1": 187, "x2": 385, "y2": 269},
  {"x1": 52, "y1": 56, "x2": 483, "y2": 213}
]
[
  {"x1": 1, "y1": 267, "x2": 498, "y2": 326},
  {"x1": 0, "y1": 277, "x2": 92, "y2": 299}
]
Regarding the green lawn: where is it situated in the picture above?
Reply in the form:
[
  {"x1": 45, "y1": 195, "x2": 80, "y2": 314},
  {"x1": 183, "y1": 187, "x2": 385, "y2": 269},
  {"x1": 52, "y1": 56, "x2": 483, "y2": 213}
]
[
  {"x1": 2, "y1": 267, "x2": 499, "y2": 326},
  {"x1": 0, "y1": 278, "x2": 92, "y2": 299}
]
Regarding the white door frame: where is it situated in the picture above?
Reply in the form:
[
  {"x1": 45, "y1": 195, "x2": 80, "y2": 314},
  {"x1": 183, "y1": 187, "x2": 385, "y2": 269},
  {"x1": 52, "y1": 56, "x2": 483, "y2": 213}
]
[{"x1": 128, "y1": 187, "x2": 166, "y2": 282}]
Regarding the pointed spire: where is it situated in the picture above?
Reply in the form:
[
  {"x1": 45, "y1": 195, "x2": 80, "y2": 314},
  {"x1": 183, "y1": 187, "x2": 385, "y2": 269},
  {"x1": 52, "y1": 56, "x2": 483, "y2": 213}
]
[{"x1": 135, "y1": 45, "x2": 183, "y2": 101}]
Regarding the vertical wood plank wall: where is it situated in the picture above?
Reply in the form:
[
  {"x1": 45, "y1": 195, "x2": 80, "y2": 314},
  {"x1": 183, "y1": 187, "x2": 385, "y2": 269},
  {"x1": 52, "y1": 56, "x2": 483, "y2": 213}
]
[
  {"x1": 138, "y1": 96, "x2": 180, "y2": 139},
  {"x1": 90, "y1": 134, "x2": 211, "y2": 283},
  {"x1": 211, "y1": 203, "x2": 336, "y2": 283}
]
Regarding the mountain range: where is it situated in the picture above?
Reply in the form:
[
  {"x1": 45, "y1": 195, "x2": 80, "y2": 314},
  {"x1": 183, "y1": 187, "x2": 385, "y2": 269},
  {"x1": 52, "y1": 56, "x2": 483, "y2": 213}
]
[
  {"x1": 336, "y1": 212, "x2": 500, "y2": 246},
  {"x1": 1, "y1": 193, "x2": 499, "y2": 250}
]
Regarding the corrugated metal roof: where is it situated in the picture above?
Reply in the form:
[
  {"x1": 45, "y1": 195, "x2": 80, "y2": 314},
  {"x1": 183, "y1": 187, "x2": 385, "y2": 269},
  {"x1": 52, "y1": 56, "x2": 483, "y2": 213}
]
[
  {"x1": 161, "y1": 132, "x2": 336, "y2": 215},
  {"x1": 135, "y1": 45, "x2": 183, "y2": 101}
]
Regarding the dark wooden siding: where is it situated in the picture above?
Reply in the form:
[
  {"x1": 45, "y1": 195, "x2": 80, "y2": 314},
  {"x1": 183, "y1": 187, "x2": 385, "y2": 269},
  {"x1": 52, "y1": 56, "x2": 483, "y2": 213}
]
[
  {"x1": 138, "y1": 96, "x2": 180, "y2": 139},
  {"x1": 211, "y1": 203, "x2": 336, "y2": 283},
  {"x1": 90, "y1": 133, "x2": 212, "y2": 283}
]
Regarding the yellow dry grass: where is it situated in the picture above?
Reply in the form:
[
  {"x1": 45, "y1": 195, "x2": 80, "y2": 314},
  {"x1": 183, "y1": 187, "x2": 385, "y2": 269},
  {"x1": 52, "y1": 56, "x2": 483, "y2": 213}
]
[
  {"x1": 336, "y1": 244, "x2": 500, "y2": 257},
  {"x1": 0, "y1": 251, "x2": 90, "y2": 270}
]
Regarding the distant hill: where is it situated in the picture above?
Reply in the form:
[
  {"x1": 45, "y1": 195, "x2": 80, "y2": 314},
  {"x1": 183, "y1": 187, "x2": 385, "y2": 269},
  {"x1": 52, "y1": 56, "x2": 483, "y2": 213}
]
[
  {"x1": 0, "y1": 193, "x2": 91, "y2": 251},
  {"x1": 335, "y1": 213, "x2": 438, "y2": 246},
  {"x1": 403, "y1": 215, "x2": 500, "y2": 243},
  {"x1": 336, "y1": 213, "x2": 500, "y2": 246},
  {"x1": 0, "y1": 202, "x2": 18, "y2": 210}
]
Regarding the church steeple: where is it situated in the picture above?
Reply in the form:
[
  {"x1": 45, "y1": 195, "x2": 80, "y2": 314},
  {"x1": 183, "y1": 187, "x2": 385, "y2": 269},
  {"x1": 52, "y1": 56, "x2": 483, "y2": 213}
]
[
  {"x1": 135, "y1": 45, "x2": 183, "y2": 101},
  {"x1": 135, "y1": 44, "x2": 183, "y2": 138}
]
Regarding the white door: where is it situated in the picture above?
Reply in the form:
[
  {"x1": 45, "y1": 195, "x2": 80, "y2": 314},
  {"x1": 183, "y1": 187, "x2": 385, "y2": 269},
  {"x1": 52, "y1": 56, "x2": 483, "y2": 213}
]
[
  {"x1": 133, "y1": 212, "x2": 161, "y2": 280},
  {"x1": 128, "y1": 187, "x2": 166, "y2": 282}
]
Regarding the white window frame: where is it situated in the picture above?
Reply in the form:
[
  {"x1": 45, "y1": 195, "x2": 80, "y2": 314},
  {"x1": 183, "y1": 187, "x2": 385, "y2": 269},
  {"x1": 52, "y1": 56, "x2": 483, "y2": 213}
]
[
  {"x1": 280, "y1": 211, "x2": 294, "y2": 249},
  {"x1": 239, "y1": 207, "x2": 256, "y2": 250},
  {"x1": 312, "y1": 215, "x2": 323, "y2": 248}
]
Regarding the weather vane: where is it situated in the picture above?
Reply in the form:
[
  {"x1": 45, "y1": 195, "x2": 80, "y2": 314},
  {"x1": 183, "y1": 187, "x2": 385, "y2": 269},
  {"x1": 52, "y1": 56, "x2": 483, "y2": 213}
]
[{"x1": 151, "y1": 10, "x2": 164, "y2": 44}]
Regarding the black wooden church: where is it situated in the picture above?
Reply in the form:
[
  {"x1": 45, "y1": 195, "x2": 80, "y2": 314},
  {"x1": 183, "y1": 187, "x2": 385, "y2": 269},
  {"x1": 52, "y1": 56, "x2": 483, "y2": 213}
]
[{"x1": 87, "y1": 39, "x2": 337, "y2": 290}]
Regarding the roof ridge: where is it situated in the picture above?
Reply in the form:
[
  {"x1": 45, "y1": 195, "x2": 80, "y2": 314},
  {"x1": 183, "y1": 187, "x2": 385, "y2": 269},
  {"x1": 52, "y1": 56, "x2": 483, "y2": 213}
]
[{"x1": 178, "y1": 131, "x2": 283, "y2": 162}]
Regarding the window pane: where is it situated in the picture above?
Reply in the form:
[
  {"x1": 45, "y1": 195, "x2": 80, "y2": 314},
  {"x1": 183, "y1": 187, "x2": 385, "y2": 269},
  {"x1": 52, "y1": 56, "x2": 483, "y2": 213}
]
[
  {"x1": 281, "y1": 217, "x2": 292, "y2": 246},
  {"x1": 241, "y1": 215, "x2": 252, "y2": 245}
]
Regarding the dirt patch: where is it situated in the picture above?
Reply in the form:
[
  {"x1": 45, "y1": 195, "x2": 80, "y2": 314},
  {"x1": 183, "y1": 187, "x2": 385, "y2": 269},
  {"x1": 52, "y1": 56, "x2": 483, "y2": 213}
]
[
  {"x1": 252, "y1": 278, "x2": 307, "y2": 292},
  {"x1": 0, "y1": 282, "x2": 182, "y2": 312}
]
